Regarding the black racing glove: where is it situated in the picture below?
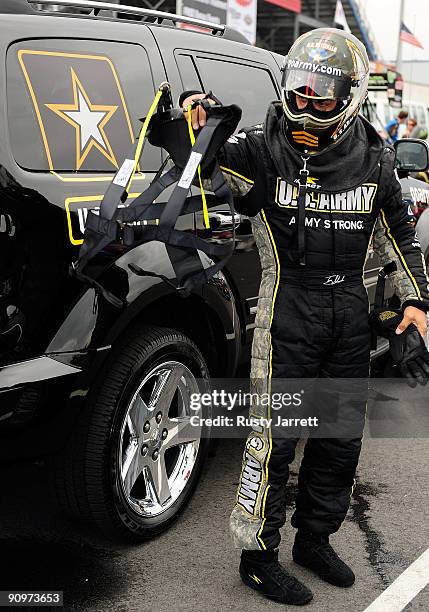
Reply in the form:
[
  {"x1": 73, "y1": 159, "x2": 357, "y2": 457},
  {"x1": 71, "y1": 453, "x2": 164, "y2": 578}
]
[
  {"x1": 178, "y1": 90, "x2": 223, "y2": 108},
  {"x1": 370, "y1": 308, "x2": 429, "y2": 387}
]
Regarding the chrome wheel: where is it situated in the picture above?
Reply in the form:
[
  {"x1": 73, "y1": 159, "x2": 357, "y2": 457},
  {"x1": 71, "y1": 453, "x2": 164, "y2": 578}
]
[{"x1": 118, "y1": 360, "x2": 202, "y2": 518}]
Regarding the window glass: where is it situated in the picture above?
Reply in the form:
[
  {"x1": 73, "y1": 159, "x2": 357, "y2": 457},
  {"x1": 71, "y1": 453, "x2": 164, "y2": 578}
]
[
  {"x1": 384, "y1": 103, "x2": 391, "y2": 124},
  {"x1": 176, "y1": 54, "x2": 203, "y2": 92},
  {"x1": 417, "y1": 106, "x2": 426, "y2": 127},
  {"x1": 195, "y1": 57, "x2": 279, "y2": 127},
  {"x1": 7, "y1": 39, "x2": 160, "y2": 172},
  {"x1": 360, "y1": 101, "x2": 372, "y2": 122}
]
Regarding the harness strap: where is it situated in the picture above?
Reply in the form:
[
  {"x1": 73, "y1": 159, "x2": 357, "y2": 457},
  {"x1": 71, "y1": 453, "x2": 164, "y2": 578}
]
[
  {"x1": 187, "y1": 104, "x2": 210, "y2": 228},
  {"x1": 121, "y1": 194, "x2": 219, "y2": 229},
  {"x1": 98, "y1": 86, "x2": 166, "y2": 220},
  {"x1": 289, "y1": 154, "x2": 309, "y2": 266},
  {"x1": 377, "y1": 147, "x2": 397, "y2": 205},
  {"x1": 129, "y1": 163, "x2": 234, "y2": 293},
  {"x1": 296, "y1": 177, "x2": 308, "y2": 266},
  {"x1": 374, "y1": 261, "x2": 398, "y2": 310},
  {"x1": 371, "y1": 260, "x2": 398, "y2": 349},
  {"x1": 128, "y1": 166, "x2": 182, "y2": 214},
  {"x1": 73, "y1": 86, "x2": 237, "y2": 303},
  {"x1": 158, "y1": 118, "x2": 222, "y2": 230}
]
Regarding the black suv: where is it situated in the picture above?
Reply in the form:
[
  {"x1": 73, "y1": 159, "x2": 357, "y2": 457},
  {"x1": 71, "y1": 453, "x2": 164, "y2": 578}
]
[{"x1": 1, "y1": 0, "x2": 428, "y2": 541}]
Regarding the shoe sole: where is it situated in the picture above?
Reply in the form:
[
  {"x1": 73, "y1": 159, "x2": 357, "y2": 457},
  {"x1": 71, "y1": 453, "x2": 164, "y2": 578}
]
[
  {"x1": 293, "y1": 557, "x2": 355, "y2": 588},
  {"x1": 240, "y1": 570, "x2": 313, "y2": 605}
]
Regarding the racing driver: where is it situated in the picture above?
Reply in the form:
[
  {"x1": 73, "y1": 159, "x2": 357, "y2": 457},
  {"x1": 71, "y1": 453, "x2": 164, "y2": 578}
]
[{"x1": 181, "y1": 28, "x2": 429, "y2": 605}]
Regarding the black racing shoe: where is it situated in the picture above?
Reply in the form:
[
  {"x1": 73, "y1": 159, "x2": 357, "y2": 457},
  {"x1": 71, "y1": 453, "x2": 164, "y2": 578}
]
[
  {"x1": 240, "y1": 549, "x2": 313, "y2": 605},
  {"x1": 292, "y1": 531, "x2": 355, "y2": 587}
]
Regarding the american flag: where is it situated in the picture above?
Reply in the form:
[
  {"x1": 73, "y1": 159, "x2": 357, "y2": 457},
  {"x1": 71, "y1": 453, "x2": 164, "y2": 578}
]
[{"x1": 400, "y1": 22, "x2": 424, "y2": 49}]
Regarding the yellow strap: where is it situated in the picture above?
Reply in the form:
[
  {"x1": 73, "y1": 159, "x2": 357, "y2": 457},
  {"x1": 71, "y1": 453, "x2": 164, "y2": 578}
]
[
  {"x1": 187, "y1": 104, "x2": 210, "y2": 229},
  {"x1": 125, "y1": 86, "x2": 164, "y2": 192}
]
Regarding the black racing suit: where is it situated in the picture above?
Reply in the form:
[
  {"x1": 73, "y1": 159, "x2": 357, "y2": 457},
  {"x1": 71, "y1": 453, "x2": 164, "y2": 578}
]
[{"x1": 196, "y1": 99, "x2": 429, "y2": 550}]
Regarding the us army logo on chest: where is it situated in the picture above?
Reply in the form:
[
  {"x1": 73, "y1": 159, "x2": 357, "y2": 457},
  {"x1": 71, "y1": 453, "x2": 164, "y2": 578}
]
[{"x1": 275, "y1": 178, "x2": 378, "y2": 214}]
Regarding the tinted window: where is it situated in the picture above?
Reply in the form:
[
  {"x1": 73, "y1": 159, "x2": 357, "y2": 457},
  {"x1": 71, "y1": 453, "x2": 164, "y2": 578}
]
[
  {"x1": 7, "y1": 39, "x2": 160, "y2": 172},
  {"x1": 176, "y1": 54, "x2": 203, "y2": 92},
  {"x1": 195, "y1": 57, "x2": 279, "y2": 126},
  {"x1": 383, "y1": 103, "x2": 391, "y2": 124},
  {"x1": 360, "y1": 101, "x2": 372, "y2": 122},
  {"x1": 416, "y1": 106, "x2": 426, "y2": 127}
]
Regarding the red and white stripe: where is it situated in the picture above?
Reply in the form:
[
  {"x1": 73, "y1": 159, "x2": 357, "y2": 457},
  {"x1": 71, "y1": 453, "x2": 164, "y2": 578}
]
[{"x1": 400, "y1": 23, "x2": 424, "y2": 49}]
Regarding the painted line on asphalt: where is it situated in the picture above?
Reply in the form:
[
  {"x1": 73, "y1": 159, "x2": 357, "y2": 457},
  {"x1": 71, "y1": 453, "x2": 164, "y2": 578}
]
[{"x1": 363, "y1": 547, "x2": 429, "y2": 612}]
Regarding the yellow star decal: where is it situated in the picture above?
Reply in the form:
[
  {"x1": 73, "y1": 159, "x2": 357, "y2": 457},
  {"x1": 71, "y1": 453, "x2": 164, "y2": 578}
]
[{"x1": 46, "y1": 68, "x2": 119, "y2": 170}]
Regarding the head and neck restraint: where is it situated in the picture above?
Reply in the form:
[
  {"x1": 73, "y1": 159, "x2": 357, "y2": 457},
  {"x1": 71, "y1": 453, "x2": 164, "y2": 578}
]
[{"x1": 72, "y1": 83, "x2": 241, "y2": 307}]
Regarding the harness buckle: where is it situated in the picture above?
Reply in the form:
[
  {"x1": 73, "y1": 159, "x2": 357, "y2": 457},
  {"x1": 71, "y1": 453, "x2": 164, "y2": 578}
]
[
  {"x1": 299, "y1": 154, "x2": 310, "y2": 185},
  {"x1": 116, "y1": 220, "x2": 128, "y2": 243}
]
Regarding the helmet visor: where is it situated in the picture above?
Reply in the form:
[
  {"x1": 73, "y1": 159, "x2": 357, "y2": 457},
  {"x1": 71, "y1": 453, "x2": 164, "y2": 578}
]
[{"x1": 282, "y1": 67, "x2": 352, "y2": 100}]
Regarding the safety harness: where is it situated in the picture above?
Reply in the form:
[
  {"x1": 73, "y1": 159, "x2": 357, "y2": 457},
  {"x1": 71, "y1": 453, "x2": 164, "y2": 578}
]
[
  {"x1": 72, "y1": 83, "x2": 241, "y2": 307},
  {"x1": 295, "y1": 153, "x2": 310, "y2": 266},
  {"x1": 370, "y1": 260, "x2": 398, "y2": 350}
]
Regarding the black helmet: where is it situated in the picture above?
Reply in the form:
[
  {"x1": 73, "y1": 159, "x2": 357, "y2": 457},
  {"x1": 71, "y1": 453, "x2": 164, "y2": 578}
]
[{"x1": 281, "y1": 28, "x2": 369, "y2": 155}]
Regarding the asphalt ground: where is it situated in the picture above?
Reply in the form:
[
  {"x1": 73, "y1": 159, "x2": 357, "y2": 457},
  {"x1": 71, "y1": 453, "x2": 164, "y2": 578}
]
[{"x1": 0, "y1": 430, "x2": 428, "y2": 612}]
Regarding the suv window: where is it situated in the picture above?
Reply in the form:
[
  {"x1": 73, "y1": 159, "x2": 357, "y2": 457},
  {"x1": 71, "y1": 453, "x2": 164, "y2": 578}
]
[
  {"x1": 416, "y1": 106, "x2": 426, "y2": 128},
  {"x1": 384, "y1": 103, "x2": 391, "y2": 124},
  {"x1": 176, "y1": 54, "x2": 202, "y2": 92},
  {"x1": 360, "y1": 101, "x2": 372, "y2": 123},
  {"x1": 7, "y1": 39, "x2": 160, "y2": 172},
  {"x1": 182, "y1": 55, "x2": 279, "y2": 127}
]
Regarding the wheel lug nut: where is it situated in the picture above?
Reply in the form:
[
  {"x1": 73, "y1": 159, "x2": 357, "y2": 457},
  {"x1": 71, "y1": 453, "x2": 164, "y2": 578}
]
[
  {"x1": 143, "y1": 421, "x2": 150, "y2": 433},
  {"x1": 156, "y1": 412, "x2": 162, "y2": 424},
  {"x1": 152, "y1": 449, "x2": 159, "y2": 461},
  {"x1": 141, "y1": 444, "x2": 148, "y2": 456},
  {"x1": 161, "y1": 429, "x2": 168, "y2": 440}
]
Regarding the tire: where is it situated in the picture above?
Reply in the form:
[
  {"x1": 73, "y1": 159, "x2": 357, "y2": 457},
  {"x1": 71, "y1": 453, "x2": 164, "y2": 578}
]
[{"x1": 55, "y1": 325, "x2": 210, "y2": 541}]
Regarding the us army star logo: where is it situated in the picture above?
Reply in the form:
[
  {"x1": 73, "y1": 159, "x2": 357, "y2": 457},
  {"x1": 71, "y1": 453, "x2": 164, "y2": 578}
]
[{"x1": 46, "y1": 68, "x2": 118, "y2": 170}]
